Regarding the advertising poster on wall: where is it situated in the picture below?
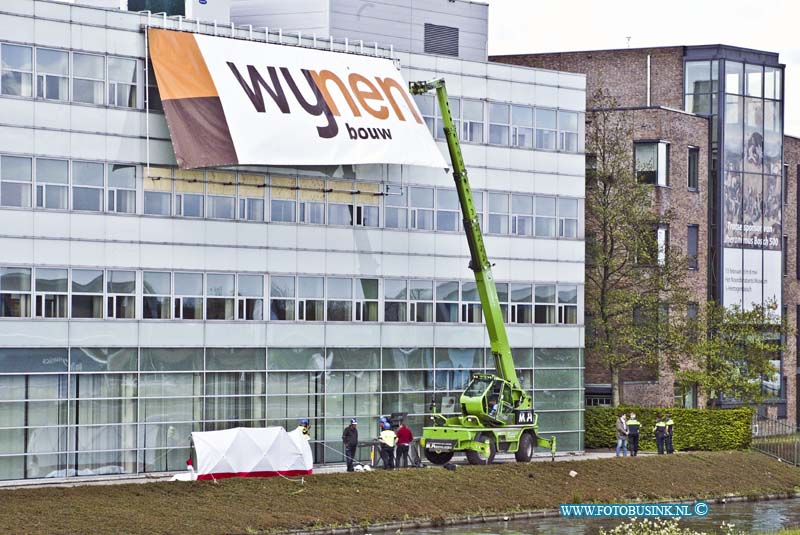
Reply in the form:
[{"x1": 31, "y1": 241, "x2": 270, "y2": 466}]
[{"x1": 721, "y1": 93, "x2": 781, "y2": 314}]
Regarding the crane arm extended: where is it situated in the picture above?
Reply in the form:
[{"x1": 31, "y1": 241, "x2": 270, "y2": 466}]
[{"x1": 409, "y1": 78, "x2": 519, "y2": 388}]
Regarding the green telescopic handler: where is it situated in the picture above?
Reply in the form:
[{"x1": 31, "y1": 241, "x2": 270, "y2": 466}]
[{"x1": 409, "y1": 78, "x2": 556, "y2": 465}]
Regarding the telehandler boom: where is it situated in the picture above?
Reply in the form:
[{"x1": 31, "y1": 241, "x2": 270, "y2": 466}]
[{"x1": 409, "y1": 78, "x2": 556, "y2": 464}]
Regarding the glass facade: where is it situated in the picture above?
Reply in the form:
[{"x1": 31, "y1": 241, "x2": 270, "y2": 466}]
[
  {"x1": 0, "y1": 346, "x2": 583, "y2": 479},
  {"x1": 0, "y1": 4, "x2": 585, "y2": 480},
  {"x1": 684, "y1": 47, "x2": 785, "y2": 410}
]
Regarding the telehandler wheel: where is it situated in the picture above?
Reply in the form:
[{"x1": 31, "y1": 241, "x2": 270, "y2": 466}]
[
  {"x1": 514, "y1": 432, "x2": 534, "y2": 462},
  {"x1": 466, "y1": 433, "x2": 496, "y2": 465},
  {"x1": 424, "y1": 450, "x2": 454, "y2": 465}
]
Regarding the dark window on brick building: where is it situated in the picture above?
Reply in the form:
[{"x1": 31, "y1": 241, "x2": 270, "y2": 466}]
[
  {"x1": 688, "y1": 147, "x2": 699, "y2": 190},
  {"x1": 784, "y1": 164, "x2": 789, "y2": 205},
  {"x1": 783, "y1": 235, "x2": 788, "y2": 276},
  {"x1": 687, "y1": 225, "x2": 699, "y2": 269},
  {"x1": 687, "y1": 302, "x2": 698, "y2": 342},
  {"x1": 635, "y1": 141, "x2": 669, "y2": 186}
]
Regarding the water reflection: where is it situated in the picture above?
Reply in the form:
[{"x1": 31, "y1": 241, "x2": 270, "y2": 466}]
[{"x1": 421, "y1": 499, "x2": 800, "y2": 534}]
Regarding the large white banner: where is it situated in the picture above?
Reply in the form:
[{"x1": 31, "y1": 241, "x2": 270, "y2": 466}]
[{"x1": 149, "y1": 29, "x2": 447, "y2": 169}]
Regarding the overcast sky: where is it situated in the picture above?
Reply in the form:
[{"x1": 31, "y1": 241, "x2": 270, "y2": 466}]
[{"x1": 485, "y1": 0, "x2": 800, "y2": 137}]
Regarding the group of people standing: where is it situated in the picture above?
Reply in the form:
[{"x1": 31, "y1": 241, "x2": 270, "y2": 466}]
[
  {"x1": 615, "y1": 412, "x2": 674, "y2": 456},
  {"x1": 341, "y1": 417, "x2": 415, "y2": 471}
]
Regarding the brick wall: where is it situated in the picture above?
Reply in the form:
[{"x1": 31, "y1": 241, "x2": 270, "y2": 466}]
[
  {"x1": 491, "y1": 47, "x2": 685, "y2": 109},
  {"x1": 782, "y1": 135, "x2": 800, "y2": 425}
]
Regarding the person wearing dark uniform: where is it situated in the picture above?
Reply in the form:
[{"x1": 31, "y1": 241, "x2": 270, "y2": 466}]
[
  {"x1": 342, "y1": 418, "x2": 359, "y2": 472},
  {"x1": 627, "y1": 412, "x2": 641, "y2": 456},
  {"x1": 653, "y1": 414, "x2": 666, "y2": 454},
  {"x1": 665, "y1": 413, "x2": 675, "y2": 454}
]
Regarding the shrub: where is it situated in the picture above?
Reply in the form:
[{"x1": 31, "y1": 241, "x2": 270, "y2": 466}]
[{"x1": 585, "y1": 406, "x2": 753, "y2": 451}]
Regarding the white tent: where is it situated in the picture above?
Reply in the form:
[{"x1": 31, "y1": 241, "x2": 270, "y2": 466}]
[{"x1": 190, "y1": 427, "x2": 313, "y2": 480}]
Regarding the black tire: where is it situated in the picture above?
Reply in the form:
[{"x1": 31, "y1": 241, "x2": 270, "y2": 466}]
[
  {"x1": 466, "y1": 433, "x2": 496, "y2": 465},
  {"x1": 424, "y1": 450, "x2": 454, "y2": 465},
  {"x1": 515, "y1": 432, "x2": 534, "y2": 463}
]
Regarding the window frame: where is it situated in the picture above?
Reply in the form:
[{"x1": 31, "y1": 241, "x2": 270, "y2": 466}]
[{"x1": 688, "y1": 146, "x2": 700, "y2": 191}]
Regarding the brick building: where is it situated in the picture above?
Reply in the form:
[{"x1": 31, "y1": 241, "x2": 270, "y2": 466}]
[{"x1": 494, "y1": 46, "x2": 797, "y2": 425}]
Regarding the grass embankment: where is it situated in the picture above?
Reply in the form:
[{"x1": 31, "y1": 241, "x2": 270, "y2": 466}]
[{"x1": 1, "y1": 451, "x2": 799, "y2": 535}]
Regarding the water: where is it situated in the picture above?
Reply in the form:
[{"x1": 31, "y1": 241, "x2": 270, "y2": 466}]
[{"x1": 416, "y1": 499, "x2": 800, "y2": 534}]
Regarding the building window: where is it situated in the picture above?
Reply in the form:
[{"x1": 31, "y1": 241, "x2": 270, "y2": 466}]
[
  {"x1": 71, "y1": 269, "x2": 103, "y2": 319},
  {"x1": 511, "y1": 194, "x2": 533, "y2": 236},
  {"x1": 657, "y1": 225, "x2": 669, "y2": 266},
  {"x1": 559, "y1": 111, "x2": 579, "y2": 152},
  {"x1": 687, "y1": 225, "x2": 699, "y2": 269},
  {"x1": 144, "y1": 167, "x2": 172, "y2": 216},
  {"x1": 327, "y1": 180, "x2": 354, "y2": 226},
  {"x1": 143, "y1": 271, "x2": 170, "y2": 319},
  {"x1": 355, "y1": 278, "x2": 379, "y2": 322},
  {"x1": 0, "y1": 267, "x2": 31, "y2": 317},
  {"x1": 270, "y1": 176, "x2": 296, "y2": 223},
  {"x1": 298, "y1": 177, "x2": 324, "y2": 224},
  {"x1": 206, "y1": 273, "x2": 235, "y2": 320},
  {"x1": 783, "y1": 236, "x2": 788, "y2": 277},
  {"x1": 72, "y1": 161, "x2": 104, "y2": 212},
  {"x1": 326, "y1": 277, "x2": 352, "y2": 321},
  {"x1": 36, "y1": 48, "x2": 68, "y2": 101},
  {"x1": 558, "y1": 285, "x2": 578, "y2": 324},
  {"x1": 270, "y1": 275, "x2": 295, "y2": 321},
  {"x1": 435, "y1": 98, "x2": 459, "y2": 141},
  {"x1": 35, "y1": 158, "x2": 68, "y2": 210},
  {"x1": 436, "y1": 189, "x2": 459, "y2": 232},
  {"x1": 635, "y1": 142, "x2": 669, "y2": 186},
  {"x1": 238, "y1": 173, "x2": 265, "y2": 222},
  {"x1": 684, "y1": 60, "x2": 717, "y2": 115},
  {"x1": 298, "y1": 276, "x2": 324, "y2": 321},
  {"x1": 409, "y1": 187, "x2": 434, "y2": 230},
  {"x1": 108, "y1": 164, "x2": 136, "y2": 213},
  {"x1": 206, "y1": 171, "x2": 236, "y2": 220},
  {"x1": 384, "y1": 185, "x2": 407, "y2": 229},
  {"x1": 461, "y1": 281, "x2": 482, "y2": 323},
  {"x1": 462, "y1": 99, "x2": 484, "y2": 143},
  {"x1": 355, "y1": 189, "x2": 380, "y2": 227},
  {"x1": 384, "y1": 279, "x2": 407, "y2": 322},
  {"x1": 489, "y1": 103, "x2": 510, "y2": 145},
  {"x1": 687, "y1": 302, "x2": 698, "y2": 342},
  {"x1": 1, "y1": 43, "x2": 33, "y2": 97},
  {"x1": 409, "y1": 280, "x2": 434, "y2": 322},
  {"x1": 145, "y1": 62, "x2": 162, "y2": 111},
  {"x1": 533, "y1": 284, "x2": 554, "y2": 324},
  {"x1": 0, "y1": 155, "x2": 32, "y2": 208},
  {"x1": 512, "y1": 105, "x2": 533, "y2": 149},
  {"x1": 435, "y1": 280, "x2": 458, "y2": 323},
  {"x1": 488, "y1": 192, "x2": 509, "y2": 234},
  {"x1": 108, "y1": 57, "x2": 137, "y2": 108},
  {"x1": 512, "y1": 283, "x2": 534, "y2": 324},
  {"x1": 535, "y1": 196, "x2": 557, "y2": 238},
  {"x1": 783, "y1": 164, "x2": 789, "y2": 205},
  {"x1": 174, "y1": 272, "x2": 203, "y2": 320},
  {"x1": 535, "y1": 109, "x2": 557, "y2": 150},
  {"x1": 34, "y1": 268, "x2": 67, "y2": 318},
  {"x1": 237, "y1": 274, "x2": 263, "y2": 320},
  {"x1": 72, "y1": 52, "x2": 104, "y2": 105},
  {"x1": 558, "y1": 198, "x2": 578, "y2": 238},
  {"x1": 107, "y1": 270, "x2": 136, "y2": 319},
  {"x1": 175, "y1": 170, "x2": 204, "y2": 217},
  {"x1": 688, "y1": 147, "x2": 699, "y2": 190}
]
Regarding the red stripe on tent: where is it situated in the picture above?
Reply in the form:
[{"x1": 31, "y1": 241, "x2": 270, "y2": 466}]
[{"x1": 197, "y1": 469, "x2": 312, "y2": 480}]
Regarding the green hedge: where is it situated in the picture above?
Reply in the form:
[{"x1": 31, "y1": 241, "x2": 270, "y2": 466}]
[{"x1": 585, "y1": 406, "x2": 753, "y2": 451}]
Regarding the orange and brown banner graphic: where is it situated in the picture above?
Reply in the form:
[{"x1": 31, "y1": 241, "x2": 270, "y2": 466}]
[{"x1": 148, "y1": 29, "x2": 446, "y2": 170}]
